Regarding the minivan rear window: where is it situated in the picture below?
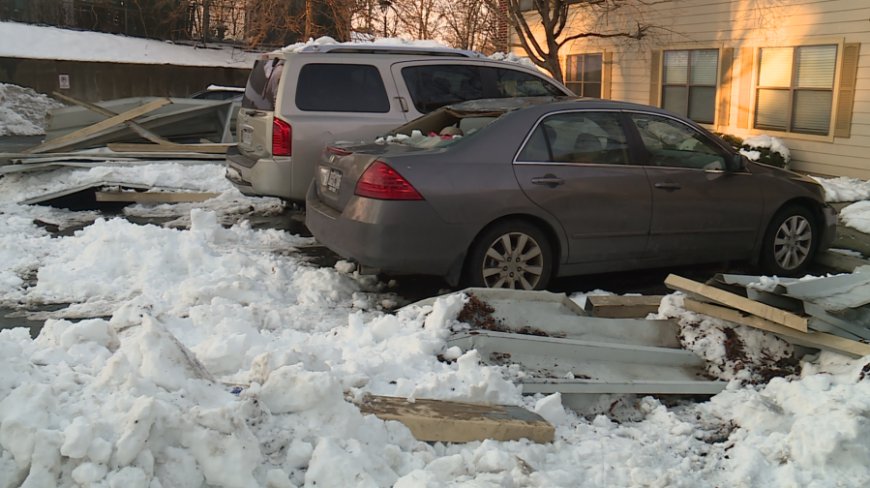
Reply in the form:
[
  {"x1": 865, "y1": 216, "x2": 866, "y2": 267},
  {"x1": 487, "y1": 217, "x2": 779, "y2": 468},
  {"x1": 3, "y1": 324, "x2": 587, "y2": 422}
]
[
  {"x1": 242, "y1": 58, "x2": 284, "y2": 110},
  {"x1": 295, "y1": 64, "x2": 390, "y2": 113}
]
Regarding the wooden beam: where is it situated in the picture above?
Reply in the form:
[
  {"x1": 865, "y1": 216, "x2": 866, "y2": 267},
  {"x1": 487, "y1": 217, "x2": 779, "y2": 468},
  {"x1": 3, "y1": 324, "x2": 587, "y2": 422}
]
[
  {"x1": 107, "y1": 142, "x2": 233, "y2": 154},
  {"x1": 52, "y1": 91, "x2": 173, "y2": 145},
  {"x1": 683, "y1": 298, "x2": 870, "y2": 358},
  {"x1": 26, "y1": 98, "x2": 171, "y2": 154},
  {"x1": 665, "y1": 274, "x2": 808, "y2": 332},
  {"x1": 95, "y1": 191, "x2": 219, "y2": 203},
  {"x1": 585, "y1": 295, "x2": 664, "y2": 318},
  {"x1": 357, "y1": 395, "x2": 554, "y2": 443}
]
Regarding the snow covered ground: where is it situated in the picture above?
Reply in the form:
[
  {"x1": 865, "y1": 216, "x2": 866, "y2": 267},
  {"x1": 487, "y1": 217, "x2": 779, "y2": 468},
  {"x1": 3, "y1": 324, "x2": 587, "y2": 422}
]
[{"x1": 0, "y1": 159, "x2": 868, "y2": 487}]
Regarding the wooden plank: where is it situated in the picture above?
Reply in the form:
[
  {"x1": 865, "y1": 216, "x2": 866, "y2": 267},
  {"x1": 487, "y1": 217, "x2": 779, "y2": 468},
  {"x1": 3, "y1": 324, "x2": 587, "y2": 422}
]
[
  {"x1": 26, "y1": 98, "x2": 171, "y2": 154},
  {"x1": 107, "y1": 142, "x2": 233, "y2": 154},
  {"x1": 357, "y1": 395, "x2": 554, "y2": 444},
  {"x1": 51, "y1": 91, "x2": 172, "y2": 145},
  {"x1": 683, "y1": 298, "x2": 870, "y2": 358},
  {"x1": 95, "y1": 191, "x2": 219, "y2": 203},
  {"x1": 665, "y1": 274, "x2": 808, "y2": 332},
  {"x1": 585, "y1": 295, "x2": 664, "y2": 318}
]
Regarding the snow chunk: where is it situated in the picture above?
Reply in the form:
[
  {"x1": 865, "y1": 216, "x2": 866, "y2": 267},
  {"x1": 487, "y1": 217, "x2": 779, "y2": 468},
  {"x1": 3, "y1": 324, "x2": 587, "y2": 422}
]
[
  {"x1": 840, "y1": 201, "x2": 870, "y2": 233},
  {"x1": 258, "y1": 364, "x2": 343, "y2": 414},
  {"x1": 0, "y1": 83, "x2": 63, "y2": 136},
  {"x1": 813, "y1": 176, "x2": 870, "y2": 203}
]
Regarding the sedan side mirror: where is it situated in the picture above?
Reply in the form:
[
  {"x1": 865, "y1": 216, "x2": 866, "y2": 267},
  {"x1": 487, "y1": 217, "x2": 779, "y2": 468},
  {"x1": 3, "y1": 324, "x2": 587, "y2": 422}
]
[{"x1": 730, "y1": 153, "x2": 747, "y2": 172}]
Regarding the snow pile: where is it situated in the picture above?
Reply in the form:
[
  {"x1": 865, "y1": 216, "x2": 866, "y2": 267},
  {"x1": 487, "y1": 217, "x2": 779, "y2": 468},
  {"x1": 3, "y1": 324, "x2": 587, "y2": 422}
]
[
  {"x1": 814, "y1": 176, "x2": 870, "y2": 203},
  {"x1": 840, "y1": 201, "x2": 870, "y2": 234},
  {"x1": 0, "y1": 83, "x2": 63, "y2": 136},
  {"x1": 657, "y1": 294, "x2": 798, "y2": 383},
  {"x1": 0, "y1": 21, "x2": 257, "y2": 68},
  {"x1": 488, "y1": 51, "x2": 538, "y2": 69},
  {"x1": 5, "y1": 160, "x2": 284, "y2": 226},
  {"x1": 278, "y1": 36, "x2": 540, "y2": 70},
  {"x1": 280, "y1": 35, "x2": 448, "y2": 54},
  {"x1": 741, "y1": 134, "x2": 791, "y2": 162}
]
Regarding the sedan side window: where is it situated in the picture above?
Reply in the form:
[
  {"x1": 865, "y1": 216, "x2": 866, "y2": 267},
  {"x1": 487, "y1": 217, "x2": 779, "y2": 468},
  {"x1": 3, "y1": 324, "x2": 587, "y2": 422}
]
[
  {"x1": 517, "y1": 112, "x2": 630, "y2": 165},
  {"x1": 629, "y1": 113, "x2": 726, "y2": 170},
  {"x1": 402, "y1": 65, "x2": 484, "y2": 113}
]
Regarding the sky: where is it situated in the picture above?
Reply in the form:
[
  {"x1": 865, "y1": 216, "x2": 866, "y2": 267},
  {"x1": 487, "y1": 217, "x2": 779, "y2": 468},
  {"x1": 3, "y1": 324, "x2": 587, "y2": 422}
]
[{"x1": 1, "y1": 24, "x2": 870, "y2": 485}]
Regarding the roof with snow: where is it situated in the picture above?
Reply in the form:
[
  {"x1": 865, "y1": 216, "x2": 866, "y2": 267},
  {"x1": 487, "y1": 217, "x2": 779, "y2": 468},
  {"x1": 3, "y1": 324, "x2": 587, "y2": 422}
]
[{"x1": 0, "y1": 21, "x2": 259, "y2": 68}]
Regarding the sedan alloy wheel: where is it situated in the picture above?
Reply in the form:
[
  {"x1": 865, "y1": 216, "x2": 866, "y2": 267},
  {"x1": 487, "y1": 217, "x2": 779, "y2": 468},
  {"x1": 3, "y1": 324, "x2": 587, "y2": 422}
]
[
  {"x1": 468, "y1": 222, "x2": 553, "y2": 290},
  {"x1": 762, "y1": 205, "x2": 818, "y2": 276},
  {"x1": 772, "y1": 214, "x2": 813, "y2": 271}
]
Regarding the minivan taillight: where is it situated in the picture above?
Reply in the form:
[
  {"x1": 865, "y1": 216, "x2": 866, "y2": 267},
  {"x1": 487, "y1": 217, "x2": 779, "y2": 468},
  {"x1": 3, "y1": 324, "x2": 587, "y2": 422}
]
[
  {"x1": 272, "y1": 118, "x2": 291, "y2": 156},
  {"x1": 355, "y1": 161, "x2": 423, "y2": 201}
]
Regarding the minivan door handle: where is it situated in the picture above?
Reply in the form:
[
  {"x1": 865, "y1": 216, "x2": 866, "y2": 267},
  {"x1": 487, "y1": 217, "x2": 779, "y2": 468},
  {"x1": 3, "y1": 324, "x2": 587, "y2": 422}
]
[
  {"x1": 242, "y1": 109, "x2": 267, "y2": 117},
  {"x1": 531, "y1": 175, "x2": 565, "y2": 187},
  {"x1": 395, "y1": 96, "x2": 409, "y2": 112},
  {"x1": 654, "y1": 182, "x2": 682, "y2": 191}
]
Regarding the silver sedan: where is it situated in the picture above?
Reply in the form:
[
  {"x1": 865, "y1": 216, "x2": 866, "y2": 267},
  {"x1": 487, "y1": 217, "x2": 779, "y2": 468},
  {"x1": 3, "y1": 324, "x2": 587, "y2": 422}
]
[{"x1": 306, "y1": 98, "x2": 837, "y2": 290}]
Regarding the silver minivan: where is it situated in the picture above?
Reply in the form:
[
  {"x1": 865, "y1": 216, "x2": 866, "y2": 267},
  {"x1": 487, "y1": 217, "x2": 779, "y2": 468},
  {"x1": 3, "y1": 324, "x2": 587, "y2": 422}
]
[{"x1": 225, "y1": 44, "x2": 573, "y2": 203}]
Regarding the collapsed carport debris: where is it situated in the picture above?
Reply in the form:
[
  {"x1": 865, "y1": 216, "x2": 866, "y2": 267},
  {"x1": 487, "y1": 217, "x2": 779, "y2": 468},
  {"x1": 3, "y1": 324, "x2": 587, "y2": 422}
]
[
  {"x1": 356, "y1": 395, "x2": 555, "y2": 443},
  {"x1": 667, "y1": 272, "x2": 870, "y2": 358},
  {"x1": 0, "y1": 93, "x2": 237, "y2": 174},
  {"x1": 407, "y1": 288, "x2": 727, "y2": 413}
]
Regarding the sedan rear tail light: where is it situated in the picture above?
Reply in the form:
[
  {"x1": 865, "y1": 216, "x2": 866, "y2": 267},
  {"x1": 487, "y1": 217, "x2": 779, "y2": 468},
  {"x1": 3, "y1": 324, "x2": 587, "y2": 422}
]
[
  {"x1": 355, "y1": 161, "x2": 423, "y2": 201},
  {"x1": 272, "y1": 118, "x2": 291, "y2": 156}
]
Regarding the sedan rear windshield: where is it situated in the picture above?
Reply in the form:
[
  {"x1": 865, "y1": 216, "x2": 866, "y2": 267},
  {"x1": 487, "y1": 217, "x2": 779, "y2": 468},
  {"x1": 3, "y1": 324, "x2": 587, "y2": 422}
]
[
  {"x1": 379, "y1": 110, "x2": 503, "y2": 149},
  {"x1": 242, "y1": 58, "x2": 284, "y2": 110}
]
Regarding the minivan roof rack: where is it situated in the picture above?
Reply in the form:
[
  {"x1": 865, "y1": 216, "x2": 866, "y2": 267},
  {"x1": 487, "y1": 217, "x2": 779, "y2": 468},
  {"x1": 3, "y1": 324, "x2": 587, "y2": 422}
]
[{"x1": 294, "y1": 44, "x2": 483, "y2": 58}]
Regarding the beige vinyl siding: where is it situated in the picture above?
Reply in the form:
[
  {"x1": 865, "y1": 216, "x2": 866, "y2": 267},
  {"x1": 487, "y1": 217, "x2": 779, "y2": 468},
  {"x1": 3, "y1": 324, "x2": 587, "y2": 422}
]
[{"x1": 513, "y1": 0, "x2": 870, "y2": 178}]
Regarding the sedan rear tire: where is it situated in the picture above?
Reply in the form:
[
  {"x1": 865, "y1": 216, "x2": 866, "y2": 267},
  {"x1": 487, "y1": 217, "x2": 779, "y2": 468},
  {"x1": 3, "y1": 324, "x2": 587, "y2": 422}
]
[
  {"x1": 465, "y1": 221, "x2": 553, "y2": 290},
  {"x1": 761, "y1": 205, "x2": 818, "y2": 276}
]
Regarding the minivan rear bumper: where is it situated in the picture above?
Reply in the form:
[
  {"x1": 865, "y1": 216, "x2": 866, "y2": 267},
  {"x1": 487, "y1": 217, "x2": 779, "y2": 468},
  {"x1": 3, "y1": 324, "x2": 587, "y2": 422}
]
[{"x1": 226, "y1": 147, "x2": 295, "y2": 200}]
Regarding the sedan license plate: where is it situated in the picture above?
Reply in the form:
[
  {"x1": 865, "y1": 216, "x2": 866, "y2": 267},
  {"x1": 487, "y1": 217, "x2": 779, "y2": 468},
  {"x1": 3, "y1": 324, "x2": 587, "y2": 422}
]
[{"x1": 320, "y1": 168, "x2": 341, "y2": 194}]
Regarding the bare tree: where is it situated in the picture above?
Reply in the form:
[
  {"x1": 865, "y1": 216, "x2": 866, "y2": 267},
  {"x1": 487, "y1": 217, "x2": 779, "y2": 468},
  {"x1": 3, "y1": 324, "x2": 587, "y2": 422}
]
[
  {"x1": 492, "y1": 0, "x2": 667, "y2": 82},
  {"x1": 438, "y1": 0, "x2": 499, "y2": 52},
  {"x1": 391, "y1": 0, "x2": 442, "y2": 40}
]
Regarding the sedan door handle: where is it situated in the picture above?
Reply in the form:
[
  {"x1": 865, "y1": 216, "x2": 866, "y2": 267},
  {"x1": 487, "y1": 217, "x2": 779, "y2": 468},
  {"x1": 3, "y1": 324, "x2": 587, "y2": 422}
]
[
  {"x1": 531, "y1": 175, "x2": 565, "y2": 187},
  {"x1": 654, "y1": 182, "x2": 682, "y2": 191}
]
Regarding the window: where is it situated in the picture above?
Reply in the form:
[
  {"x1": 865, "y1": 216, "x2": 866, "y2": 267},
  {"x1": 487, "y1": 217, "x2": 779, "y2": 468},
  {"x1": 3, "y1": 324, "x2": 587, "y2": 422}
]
[
  {"x1": 488, "y1": 68, "x2": 565, "y2": 97},
  {"x1": 629, "y1": 113, "x2": 727, "y2": 170},
  {"x1": 517, "y1": 112, "x2": 629, "y2": 165},
  {"x1": 242, "y1": 58, "x2": 284, "y2": 110},
  {"x1": 402, "y1": 65, "x2": 484, "y2": 113},
  {"x1": 565, "y1": 54, "x2": 602, "y2": 98},
  {"x1": 661, "y1": 49, "x2": 719, "y2": 124},
  {"x1": 755, "y1": 45, "x2": 837, "y2": 135},
  {"x1": 295, "y1": 64, "x2": 390, "y2": 113}
]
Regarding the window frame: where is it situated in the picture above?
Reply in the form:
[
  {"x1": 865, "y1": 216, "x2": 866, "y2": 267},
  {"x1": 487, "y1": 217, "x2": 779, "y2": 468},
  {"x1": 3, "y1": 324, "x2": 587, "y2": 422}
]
[
  {"x1": 660, "y1": 49, "x2": 720, "y2": 125},
  {"x1": 751, "y1": 42, "x2": 842, "y2": 139},
  {"x1": 513, "y1": 109, "x2": 637, "y2": 167},
  {"x1": 564, "y1": 53, "x2": 604, "y2": 98}
]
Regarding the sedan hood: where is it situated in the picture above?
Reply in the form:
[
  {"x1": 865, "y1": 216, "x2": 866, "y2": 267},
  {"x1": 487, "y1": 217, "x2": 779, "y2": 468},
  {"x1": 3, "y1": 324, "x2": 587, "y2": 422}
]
[{"x1": 746, "y1": 161, "x2": 827, "y2": 200}]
